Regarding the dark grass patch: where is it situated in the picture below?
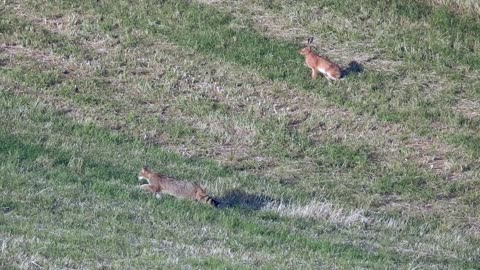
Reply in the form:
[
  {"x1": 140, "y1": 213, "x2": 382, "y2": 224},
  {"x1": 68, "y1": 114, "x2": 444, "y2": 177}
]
[
  {"x1": 0, "y1": 12, "x2": 86, "y2": 57},
  {"x1": 187, "y1": 257, "x2": 248, "y2": 270},
  {"x1": 0, "y1": 65, "x2": 64, "y2": 89}
]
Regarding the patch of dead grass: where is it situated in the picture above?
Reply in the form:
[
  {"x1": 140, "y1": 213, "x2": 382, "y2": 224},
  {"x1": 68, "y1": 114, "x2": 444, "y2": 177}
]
[
  {"x1": 264, "y1": 199, "x2": 369, "y2": 226},
  {"x1": 453, "y1": 99, "x2": 480, "y2": 119},
  {"x1": 418, "y1": 0, "x2": 480, "y2": 16},
  {"x1": 406, "y1": 137, "x2": 470, "y2": 180},
  {"x1": 1, "y1": 44, "x2": 95, "y2": 79}
]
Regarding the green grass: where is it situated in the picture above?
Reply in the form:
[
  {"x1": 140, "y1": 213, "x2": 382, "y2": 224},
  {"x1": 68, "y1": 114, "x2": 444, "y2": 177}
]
[
  {"x1": 28, "y1": 0, "x2": 479, "y2": 153},
  {"x1": 1, "y1": 0, "x2": 480, "y2": 268}
]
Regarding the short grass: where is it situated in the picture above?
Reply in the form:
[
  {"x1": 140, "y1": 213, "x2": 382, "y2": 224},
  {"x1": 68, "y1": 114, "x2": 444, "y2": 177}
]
[{"x1": 1, "y1": 0, "x2": 480, "y2": 269}]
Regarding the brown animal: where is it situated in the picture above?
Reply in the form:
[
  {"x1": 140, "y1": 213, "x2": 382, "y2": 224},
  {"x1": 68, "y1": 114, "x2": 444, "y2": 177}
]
[
  {"x1": 299, "y1": 37, "x2": 342, "y2": 81},
  {"x1": 138, "y1": 167, "x2": 219, "y2": 207}
]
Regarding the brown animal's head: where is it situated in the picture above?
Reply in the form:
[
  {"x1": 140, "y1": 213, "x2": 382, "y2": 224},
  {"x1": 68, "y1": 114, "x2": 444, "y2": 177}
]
[
  {"x1": 299, "y1": 47, "x2": 312, "y2": 55},
  {"x1": 299, "y1": 37, "x2": 314, "y2": 55},
  {"x1": 139, "y1": 166, "x2": 151, "y2": 181}
]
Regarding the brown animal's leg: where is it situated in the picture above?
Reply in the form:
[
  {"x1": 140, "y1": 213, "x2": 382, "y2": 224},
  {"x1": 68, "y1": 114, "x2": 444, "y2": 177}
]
[
  {"x1": 140, "y1": 184, "x2": 157, "y2": 193},
  {"x1": 325, "y1": 72, "x2": 337, "y2": 81},
  {"x1": 311, "y1": 68, "x2": 317, "y2": 79}
]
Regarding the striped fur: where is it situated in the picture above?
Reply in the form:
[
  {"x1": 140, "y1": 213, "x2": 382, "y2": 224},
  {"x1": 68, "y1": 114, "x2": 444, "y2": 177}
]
[{"x1": 138, "y1": 167, "x2": 218, "y2": 207}]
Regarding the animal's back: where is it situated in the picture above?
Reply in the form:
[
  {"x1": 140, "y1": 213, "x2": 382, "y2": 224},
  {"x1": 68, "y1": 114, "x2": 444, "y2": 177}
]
[
  {"x1": 139, "y1": 167, "x2": 219, "y2": 207},
  {"x1": 160, "y1": 177, "x2": 200, "y2": 199}
]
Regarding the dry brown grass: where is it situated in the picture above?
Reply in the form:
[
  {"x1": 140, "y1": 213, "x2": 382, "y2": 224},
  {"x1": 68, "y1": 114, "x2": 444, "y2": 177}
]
[
  {"x1": 419, "y1": 0, "x2": 480, "y2": 16},
  {"x1": 263, "y1": 200, "x2": 369, "y2": 226},
  {"x1": 0, "y1": 44, "x2": 95, "y2": 79},
  {"x1": 406, "y1": 137, "x2": 470, "y2": 180},
  {"x1": 454, "y1": 99, "x2": 480, "y2": 119}
]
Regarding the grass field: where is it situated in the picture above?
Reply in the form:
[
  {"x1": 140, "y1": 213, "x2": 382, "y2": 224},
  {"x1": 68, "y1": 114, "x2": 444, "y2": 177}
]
[{"x1": 1, "y1": 0, "x2": 480, "y2": 269}]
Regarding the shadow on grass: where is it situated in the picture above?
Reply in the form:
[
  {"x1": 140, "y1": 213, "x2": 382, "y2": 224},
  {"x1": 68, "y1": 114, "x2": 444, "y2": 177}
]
[
  {"x1": 217, "y1": 189, "x2": 275, "y2": 210},
  {"x1": 342, "y1": 61, "x2": 363, "y2": 77},
  {"x1": 0, "y1": 58, "x2": 7, "y2": 67},
  {"x1": 342, "y1": 56, "x2": 378, "y2": 78}
]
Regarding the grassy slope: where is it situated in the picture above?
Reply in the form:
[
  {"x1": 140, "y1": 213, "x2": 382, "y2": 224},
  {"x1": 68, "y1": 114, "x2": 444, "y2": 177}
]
[{"x1": 1, "y1": 0, "x2": 479, "y2": 269}]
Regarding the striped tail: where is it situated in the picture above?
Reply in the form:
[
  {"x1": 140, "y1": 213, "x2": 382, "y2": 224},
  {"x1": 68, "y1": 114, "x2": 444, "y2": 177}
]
[
  {"x1": 198, "y1": 193, "x2": 219, "y2": 208},
  {"x1": 206, "y1": 196, "x2": 220, "y2": 208}
]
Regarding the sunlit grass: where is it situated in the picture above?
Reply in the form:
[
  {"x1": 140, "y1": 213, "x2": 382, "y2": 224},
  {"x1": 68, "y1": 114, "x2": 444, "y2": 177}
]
[{"x1": 1, "y1": 0, "x2": 480, "y2": 268}]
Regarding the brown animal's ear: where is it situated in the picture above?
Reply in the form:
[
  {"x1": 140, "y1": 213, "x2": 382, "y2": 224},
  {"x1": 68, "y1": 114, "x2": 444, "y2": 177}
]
[
  {"x1": 142, "y1": 166, "x2": 148, "y2": 172},
  {"x1": 307, "y1": 37, "x2": 314, "y2": 46}
]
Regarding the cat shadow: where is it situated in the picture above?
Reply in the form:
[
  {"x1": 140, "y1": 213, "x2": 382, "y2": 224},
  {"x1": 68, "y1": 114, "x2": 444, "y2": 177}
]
[{"x1": 216, "y1": 189, "x2": 275, "y2": 210}]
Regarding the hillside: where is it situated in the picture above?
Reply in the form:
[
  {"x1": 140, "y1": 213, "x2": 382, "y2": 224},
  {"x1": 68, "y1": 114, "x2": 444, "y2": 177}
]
[{"x1": 1, "y1": 0, "x2": 479, "y2": 269}]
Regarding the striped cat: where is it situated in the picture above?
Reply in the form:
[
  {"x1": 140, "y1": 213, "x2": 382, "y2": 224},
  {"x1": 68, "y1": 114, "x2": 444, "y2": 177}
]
[{"x1": 138, "y1": 167, "x2": 219, "y2": 207}]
